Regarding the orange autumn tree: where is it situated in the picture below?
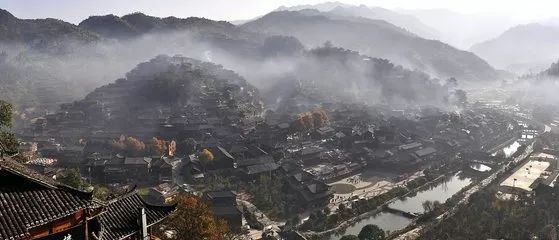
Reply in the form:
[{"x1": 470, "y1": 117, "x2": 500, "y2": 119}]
[
  {"x1": 111, "y1": 135, "x2": 146, "y2": 156},
  {"x1": 199, "y1": 149, "x2": 214, "y2": 165},
  {"x1": 292, "y1": 109, "x2": 330, "y2": 131},
  {"x1": 168, "y1": 140, "x2": 177, "y2": 156},
  {"x1": 161, "y1": 194, "x2": 231, "y2": 240},
  {"x1": 151, "y1": 137, "x2": 168, "y2": 155},
  {"x1": 311, "y1": 109, "x2": 329, "y2": 127}
]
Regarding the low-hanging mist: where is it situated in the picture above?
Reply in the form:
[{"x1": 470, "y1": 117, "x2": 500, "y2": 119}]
[{"x1": 0, "y1": 10, "x2": 471, "y2": 121}]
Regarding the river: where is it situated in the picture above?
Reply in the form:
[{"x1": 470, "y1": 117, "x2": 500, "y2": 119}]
[
  {"x1": 328, "y1": 173, "x2": 472, "y2": 239},
  {"x1": 388, "y1": 174, "x2": 472, "y2": 214},
  {"x1": 470, "y1": 163, "x2": 492, "y2": 172}
]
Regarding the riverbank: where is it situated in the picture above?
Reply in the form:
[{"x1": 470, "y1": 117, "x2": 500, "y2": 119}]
[
  {"x1": 393, "y1": 140, "x2": 535, "y2": 240},
  {"x1": 302, "y1": 173, "x2": 450, "y2": 239}
]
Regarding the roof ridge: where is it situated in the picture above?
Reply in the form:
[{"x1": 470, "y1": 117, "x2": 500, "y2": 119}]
[
  {"x1": 106, "y1": 186, "x2": 138, "y2": 204},
  {"x1": 1, "y1": 157, "x2": 94, "y2": 196}
]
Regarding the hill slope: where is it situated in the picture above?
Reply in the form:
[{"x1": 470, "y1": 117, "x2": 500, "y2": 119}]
[
  {"x1": 0, "y1": 8, "x2": 98, "y2": 51},
  {"x1": 79, "y1": 12, "x2": 243, "y2": 40},
  {"x1": 242, "y1": 10, "x2": 500, "y2": 81},
  {"x1": 277, "y1": 2, "x2": 439, "y2": 39},
  {"x1": 41, "y1": 55, "x2": 263, "y2": 140},
  {"x1": 470, "y1": 23, "x2": 559, "y2": 73}
]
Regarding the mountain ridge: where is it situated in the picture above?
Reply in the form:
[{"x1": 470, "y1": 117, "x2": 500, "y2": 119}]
[
  {"x1": 242, "y1": 10, "x2": 500, "y2": 82},
  {"x1": 277, "y1": 2, "x2": 440, "y2": 39},
  {"x1": 470, "y1": 23, "x2": 559, "y2": 73}
]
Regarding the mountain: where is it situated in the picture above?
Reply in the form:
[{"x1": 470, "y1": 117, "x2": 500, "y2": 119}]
[
  {"x1": 0, "y1": 8, "x2": 98, "y2": 51},
  {"x1": 242, "y1": 10, "x2": 500, "y2": 82},
  {"x1": 276, "y1": 2, "x2": 347, "y2": 12},
  {"x1": 0, "y1": 8, "x2": 307, "y2": 112},
  {"x1": 470, "y1": 23, "x2": 559, "y2": 73},
  {"x1": 398, "y1": 8, "x2": 518, "y2": 50},
  {"x1": 277, "y1": 2, "x2": 439, "y2": 39},
  {"x1": 545, "y1": 60, "x2": 559, "y2": 77},
  {"x1": 42, "y1": 55, "x2": 263, "y2": 138},
  {"x1": 0, "y1": 8, "x2": 476, "y2": 115},
  {"x1": 268, "y1": 45, "x2": 454, "y2": 111},
  {"x1": 79, "y1": 12, "x2": 241, "y2": 39}
]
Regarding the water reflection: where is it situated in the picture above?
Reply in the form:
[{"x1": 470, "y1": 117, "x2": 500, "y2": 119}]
[
  {"x1": 328, "y1": 173, "x2": 472, "y2": 239},
  {"x1": 493, "y1": 140, "x2": 521, "y2": 157},
  {"x1": 388, "y1": 174, "x2": 472, "y2": 214},
  {"x1": 329, "y1": 212, "x2": 412, "y2": 239},
  {"x1": 470, "y1": 163, "x2": 492, "y2": 172}
]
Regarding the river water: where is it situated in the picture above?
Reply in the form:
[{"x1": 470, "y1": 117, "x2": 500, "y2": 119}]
[
  {"x1": 328, "y1": 173, "x2": 472, "y2": 239},
  {"x1": 492, "y1": 140, "x2": 521, "y2": 158},
  {"x1": 470, "y1": 163, "x2": 492, "y2": 172},
  {"x1": 388, "y1": 173, "x2": 472, "y2": 214}
]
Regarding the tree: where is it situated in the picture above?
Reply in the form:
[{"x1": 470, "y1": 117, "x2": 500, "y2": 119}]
[
  {"x1": 454, "y1": 89, "x2": 468, "y2": 107},
  {"x1": 341, "y1": 235, "x2": 360, "y2": 240},
  {"x1": 125, "y1": 137, "x2": 145, "y2": 153},
  {"x1": 93, "y1": 185, "x2": 110, "y2": 200},
  {"x1": 358, "y1": 224, "x2": 385, "y2": 240},
  {"x1": 57, "y1": 169, "x2": 85, "y2": 189},
  {"x1": 421, "y1": 200, "x2": 440, "y2": 212},
  {"x1": 160, "y1": 194, "x2": 231, "y2": 240},
  {"x1": 292, "y1": 109, "x2": 330, "y2": 131},
  {"x1": 168, "y1": 140, "x2": 176, "y2": 156},
  {"x1": 311, "y1": 109, "x2": 329, "y2": 128},
  {"x1": 199, "y1": 148, "x2": 215, "y2": 164},
  {"x1": 179, "y1": 138, "x2": 198, "y2": 155},
  {"x1": 111, "y1": 135, "x2": 146, "y2": 156},
  {"x1": 0, "y1": 100, "x2": 18, "y2": 156},
  {"x1": 0, "y1": 100, "x2": 12, "y2": 129},
  {"x1": 151, "y1": 137, "x2": 168, "y2": 155}
]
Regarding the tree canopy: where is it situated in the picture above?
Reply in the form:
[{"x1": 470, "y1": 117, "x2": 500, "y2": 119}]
[
  {"x1": 340, "y1": 235, "x2": 360, "y2": 240},
  {"x1": 292, "y1": 109, "x2": 330, "y2": 131},
  {"x1": 159, "y1": 194, "x2": 231, "y2": 240},
  {"x1": 199, "y1": 149, "x2": 215, "y2": 163},
  {"x1": 0, "y1": 100, "x2": 17, "y2": 155},
  {"x1": 56, "y1": 168, "x2": 87, "y2": 190},
  {"x1": 111, "y1": 135, "x2": 146, "y2": 156},
  {"x1": 151, "y1": 137, "x2": 168, "y2": 155},
  {"x1": 358, "y1": 224, "x2": 385, "y2": 240},
  {"x1": 0, "y1": 100, "x2": 13, "y2": 129}
]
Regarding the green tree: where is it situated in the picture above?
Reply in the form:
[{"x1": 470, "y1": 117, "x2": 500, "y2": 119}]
[
  {"x1": 0, "y1": 100, "x2": 18, "y2": 156},
  {"x1": 57, "y1": 168, "x2": 85, "y2": 189},
  {"x1": 341, "y1": 235, "x2": 360, "y2": 240},
  {"x1": 0, "y1": 100, "x2": 12, "y2": 128},
  {"x1": 358, "y1": 224, "x2": 385, "y2": 240}
]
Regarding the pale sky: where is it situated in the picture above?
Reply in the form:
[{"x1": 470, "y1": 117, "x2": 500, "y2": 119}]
[{"x1": 1, "y1": 0, "x2": 558, "y2": 24}]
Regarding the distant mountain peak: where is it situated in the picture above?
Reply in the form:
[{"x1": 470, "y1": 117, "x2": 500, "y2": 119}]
[
  {"x1": 470, "y1": 23, "x2": 559, "y2": 72},
  {"x1": 274, "y1": 3, "x2": 439, "y2": 40},
  {"x1": 243, "y1": 8, "x2": 498, "y2": 81},
  {"x1": 79, "y1": 12, "x2": 236, "y2": 39},
  {"x1": 0, "y1": 8, "x2": 16, "y2": 21}
]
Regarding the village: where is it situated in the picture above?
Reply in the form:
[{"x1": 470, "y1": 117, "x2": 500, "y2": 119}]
[{"x1": 8, "y1": 69, "x2": 546, "y2": 240}]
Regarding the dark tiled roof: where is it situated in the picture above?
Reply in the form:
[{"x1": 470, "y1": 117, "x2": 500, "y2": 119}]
[
  {"x1": 415, "y1": 147, "x2": 437, "y2": 157},
  {"x1": 0, "y1": 157, "x2": 93, "y2": 240},
  {"x1": 245, "y1": 163, "x2": 279, "y2": 175},
  {"x1": 205, "y1": 191, "x2": 236, "y2": 199},
  {"x1": 98, "y1": 191, "x2": 175, "y2": 240},
  {"x1": 236, "y1": 155, "x2": 274, "y2": 167}
]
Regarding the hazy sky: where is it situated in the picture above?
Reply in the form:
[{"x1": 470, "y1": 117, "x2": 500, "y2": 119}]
[{"x1": 1, "y1": 0, "x2": 558, "y2": 23}]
